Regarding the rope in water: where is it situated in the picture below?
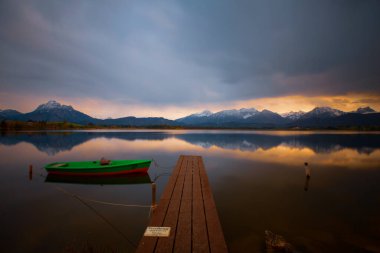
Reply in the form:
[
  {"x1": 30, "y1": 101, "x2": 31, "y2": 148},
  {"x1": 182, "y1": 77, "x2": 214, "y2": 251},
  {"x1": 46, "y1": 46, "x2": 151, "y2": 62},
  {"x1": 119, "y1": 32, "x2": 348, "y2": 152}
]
[
  {"x1": 54, "y1": 185, "x2": 151, "y2": 208},
  {"x1": 53, "y1": 186, "x2": 138, "y2": 249},
  {"x1": 38, "y1": 173, "x2": 151, "y2": 208},
  {"x1": 36, "y1": 173, "x2": 152, "y2": 249},
  {"x1": 151, "y1": 158, "x2": 174, "y2": 170},
  {"x1": 150, "y1": 158, "x2": 174, "y2": 182}
]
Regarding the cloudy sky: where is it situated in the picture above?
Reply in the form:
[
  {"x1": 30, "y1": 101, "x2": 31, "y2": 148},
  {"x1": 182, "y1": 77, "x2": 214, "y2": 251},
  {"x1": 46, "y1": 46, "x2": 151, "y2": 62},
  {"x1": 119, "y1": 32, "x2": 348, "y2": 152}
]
[{"x1": 1, "y1": 0, "x2": 380, "y2": 119}]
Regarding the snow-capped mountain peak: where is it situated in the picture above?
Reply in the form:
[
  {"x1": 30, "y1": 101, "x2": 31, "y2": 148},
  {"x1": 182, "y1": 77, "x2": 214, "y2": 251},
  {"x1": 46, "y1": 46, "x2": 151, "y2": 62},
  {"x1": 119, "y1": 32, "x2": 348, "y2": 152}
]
[
  {"x1": 35, "y1": 100, "x2": 73, "y2": 111},
  {"x1": 213, "y1": 108, "x2": 259, "y2": 119},
  {"x1": 214, "y1": 109, "x2": 238, "y2": 116},
  {"x1": 299, "y1": 106, "x2": 345, "y2": 120},
  {"x1": 193, "y1": 110, "x2": 213, "y2": 117},
  {"x1": 239, "y1": 108, "x2": 259, "y2": 119},
  {"x1": 310, "y1": 107, "x2": 344, "y2": 116},
  {"x1": 239, "y1": 108, "x2": 259, "y2": 113},
  {"x1": 281, "y1": 111, "x2": 306, "y2": 120}
]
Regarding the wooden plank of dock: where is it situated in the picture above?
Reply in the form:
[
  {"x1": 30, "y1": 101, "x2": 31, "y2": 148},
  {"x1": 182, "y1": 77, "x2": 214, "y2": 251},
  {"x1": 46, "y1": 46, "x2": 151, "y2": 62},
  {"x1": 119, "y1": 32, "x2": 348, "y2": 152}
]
[{"x1": 136, "y1": 155, "x2": 228, "y2": 253}]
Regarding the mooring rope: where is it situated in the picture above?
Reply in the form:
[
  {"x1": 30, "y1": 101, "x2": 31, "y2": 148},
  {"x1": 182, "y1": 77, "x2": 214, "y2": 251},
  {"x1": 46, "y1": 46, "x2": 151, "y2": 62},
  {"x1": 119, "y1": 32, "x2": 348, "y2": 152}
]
[
  {"x1": 151, "y1": 158, "x2": 175, "y2": 170},
  {"x1": 150, "y1": 159, "x2": 174, "y2": 183},
  {"x1": 54, "y1": 185, "x2": 151, "y2": 208},
  {"x1": 152, "y1": 172, "x2": 171, "y2": 182},
  {"x1": 82, "y1": 198, "x2": 151, "y2": 208},
  {"x1": 36, "y1": 173, "x2": 149, "y2": 248},
  {"x1": 54, "y1": 186, "x2": 138, "y2": 249},
  {"x1": 33, "y1": 170, "x2": 155, "y2": 249},
  {"x1": 37, "y1": 173, "x2": 152, "y2": 208},
  {"x1": 37, "y1": 160, "x2": 159, "y2": 208}
]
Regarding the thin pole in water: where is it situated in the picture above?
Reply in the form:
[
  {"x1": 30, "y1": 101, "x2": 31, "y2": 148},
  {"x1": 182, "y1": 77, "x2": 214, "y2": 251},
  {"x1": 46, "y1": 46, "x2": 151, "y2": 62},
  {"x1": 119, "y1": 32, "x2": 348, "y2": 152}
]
[
  {"x1": 29, "y1": 164, "x2": 33, "y2": 181},
  {"x1": 304, "y1": 162, "x2": 311, "y2": 178},
  {"x1": 151, "y1": 182, "x2": 157, "y2": 211}
]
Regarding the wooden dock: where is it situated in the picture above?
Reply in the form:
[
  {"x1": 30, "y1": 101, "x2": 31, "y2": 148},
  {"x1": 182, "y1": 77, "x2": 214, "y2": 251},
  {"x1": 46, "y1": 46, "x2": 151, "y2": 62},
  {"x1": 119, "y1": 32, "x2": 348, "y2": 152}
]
[{"x1": 136, "y1": 155, "x2": 228, "y2": 253}]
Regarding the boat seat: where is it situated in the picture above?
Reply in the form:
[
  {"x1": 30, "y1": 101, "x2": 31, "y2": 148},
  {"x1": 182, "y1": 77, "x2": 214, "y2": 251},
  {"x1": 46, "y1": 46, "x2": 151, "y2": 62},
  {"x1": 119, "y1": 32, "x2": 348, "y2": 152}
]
[
  {"x1": 51, "y1": 163, "x2": 67, "y2": 168},
  {"x1": 100, "y1": 157, "x2": 111, "y2": 165}
]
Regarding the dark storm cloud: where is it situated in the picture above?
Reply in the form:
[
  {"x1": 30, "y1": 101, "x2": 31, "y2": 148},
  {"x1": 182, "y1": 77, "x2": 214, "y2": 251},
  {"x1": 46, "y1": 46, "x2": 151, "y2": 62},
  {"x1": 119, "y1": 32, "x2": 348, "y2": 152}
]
[
  {"x1": 177, "y1": 0, "x2": 380, "y2": 98},
  {"x1": 1, "y1": 0, "x2": 379, "y2": 106}
]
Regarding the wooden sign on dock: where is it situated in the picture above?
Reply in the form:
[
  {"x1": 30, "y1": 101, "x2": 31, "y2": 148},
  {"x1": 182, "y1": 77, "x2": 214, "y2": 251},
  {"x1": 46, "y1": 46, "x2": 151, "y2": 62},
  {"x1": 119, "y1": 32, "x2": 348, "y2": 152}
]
[{"x1": 144, "y1": 227, "x2": 171, "y2": 237}]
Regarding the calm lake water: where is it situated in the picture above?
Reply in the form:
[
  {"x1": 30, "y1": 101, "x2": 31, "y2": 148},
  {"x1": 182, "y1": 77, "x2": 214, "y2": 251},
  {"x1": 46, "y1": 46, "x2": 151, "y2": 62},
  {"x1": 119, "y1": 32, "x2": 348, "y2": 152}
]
[{"x1": 1, "y1": 130, "x2": 380, "y2": 253}]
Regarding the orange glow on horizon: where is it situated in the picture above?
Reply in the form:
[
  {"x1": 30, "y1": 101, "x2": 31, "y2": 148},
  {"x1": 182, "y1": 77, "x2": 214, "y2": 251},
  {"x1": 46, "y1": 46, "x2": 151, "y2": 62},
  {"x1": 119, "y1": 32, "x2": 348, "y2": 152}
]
[{"x1": 231, "y1": 93, "x2": 380, "y2": 114}]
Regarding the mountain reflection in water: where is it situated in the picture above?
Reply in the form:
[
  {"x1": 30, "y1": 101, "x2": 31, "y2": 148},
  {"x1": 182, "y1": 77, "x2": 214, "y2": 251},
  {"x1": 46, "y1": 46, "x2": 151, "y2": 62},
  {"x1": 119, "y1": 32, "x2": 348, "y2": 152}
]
[{"x1": 1, "y1": 131, "x2": 379, "y2": 156}]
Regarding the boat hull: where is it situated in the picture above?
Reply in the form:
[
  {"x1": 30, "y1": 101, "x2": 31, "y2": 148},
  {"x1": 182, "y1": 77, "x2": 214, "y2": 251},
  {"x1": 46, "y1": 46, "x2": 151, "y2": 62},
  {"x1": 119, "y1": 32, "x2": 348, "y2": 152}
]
[{"x1": 44, "y1": 160, "x2": 151, "y2": 176}]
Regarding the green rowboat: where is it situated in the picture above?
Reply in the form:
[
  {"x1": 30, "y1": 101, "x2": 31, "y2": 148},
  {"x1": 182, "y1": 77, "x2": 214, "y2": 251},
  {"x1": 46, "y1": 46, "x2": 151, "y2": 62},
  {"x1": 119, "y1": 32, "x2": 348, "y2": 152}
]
[{"x1": 44, "y1": 159, "x2": 151, "y2": 176}]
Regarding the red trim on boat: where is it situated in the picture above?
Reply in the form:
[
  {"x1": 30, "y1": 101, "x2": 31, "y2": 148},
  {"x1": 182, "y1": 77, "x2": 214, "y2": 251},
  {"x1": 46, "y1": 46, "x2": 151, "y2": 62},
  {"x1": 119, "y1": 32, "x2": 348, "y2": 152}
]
[{"x1": 48, "y1": 167, "x2": 149, "y2": 176}]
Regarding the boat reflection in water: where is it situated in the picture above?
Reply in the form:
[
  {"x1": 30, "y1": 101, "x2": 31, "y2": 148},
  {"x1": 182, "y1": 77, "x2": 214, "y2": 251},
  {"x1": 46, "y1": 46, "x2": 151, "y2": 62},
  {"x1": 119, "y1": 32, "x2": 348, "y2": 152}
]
[{"x1": 45, "y1": 172, "x2": 152, "y2": 185}]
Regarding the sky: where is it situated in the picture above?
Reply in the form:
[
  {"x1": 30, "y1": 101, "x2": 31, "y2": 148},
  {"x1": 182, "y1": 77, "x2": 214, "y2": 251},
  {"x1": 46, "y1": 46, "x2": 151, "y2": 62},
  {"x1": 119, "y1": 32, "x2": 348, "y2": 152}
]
[{"x1": 1, "y1": 0, "x2": 380, "y2": 119}]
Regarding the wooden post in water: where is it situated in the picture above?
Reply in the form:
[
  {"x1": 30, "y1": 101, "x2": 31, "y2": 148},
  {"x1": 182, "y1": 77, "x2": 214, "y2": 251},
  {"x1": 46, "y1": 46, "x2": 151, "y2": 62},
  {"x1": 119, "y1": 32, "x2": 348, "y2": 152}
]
[
  {"x1": 304, "y1": 162, "x2": 311, "y2": 178},
  {"x1": 151, "y1": 182, "x2": 157, "y2": 210},
  {"x1": 29, "y1": 164, "x2": 33, "y2": 181}
]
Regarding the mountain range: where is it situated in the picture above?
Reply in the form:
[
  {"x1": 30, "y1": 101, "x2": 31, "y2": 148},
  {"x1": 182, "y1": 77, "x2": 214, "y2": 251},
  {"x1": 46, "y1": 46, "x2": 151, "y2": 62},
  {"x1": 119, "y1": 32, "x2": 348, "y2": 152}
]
[
  {"x1": 1, "y1": 100, "x2": 379, "y2": 129},
  {"x1": 0, "y1": 100, "x2": 174, "y2": 127}
]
